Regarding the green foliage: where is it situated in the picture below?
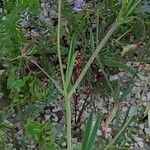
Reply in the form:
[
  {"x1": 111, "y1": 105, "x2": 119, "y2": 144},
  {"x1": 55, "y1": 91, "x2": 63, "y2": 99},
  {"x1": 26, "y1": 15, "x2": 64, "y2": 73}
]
[
  {"x1": 0, "y1": 0, "x2": 149, "y2": 149},
  {"x1": 25, "y1": 119, "x2": 56, "y2": 150},
  {"x1": 81, "y1": 111, "x2": 100, "y2": 150}
]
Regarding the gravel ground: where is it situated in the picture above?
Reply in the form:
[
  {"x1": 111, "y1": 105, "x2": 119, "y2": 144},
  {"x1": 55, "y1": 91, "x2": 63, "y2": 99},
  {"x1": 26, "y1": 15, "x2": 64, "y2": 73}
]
[{"x1": 0, "y1": 0, "x2": 150, "y2": 149}]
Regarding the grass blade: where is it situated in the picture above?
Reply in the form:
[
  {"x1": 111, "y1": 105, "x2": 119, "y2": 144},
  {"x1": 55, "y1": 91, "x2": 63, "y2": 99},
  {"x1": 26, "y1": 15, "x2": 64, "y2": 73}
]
[
  {"x1": 81, "y1": 111, "x2": 93, "y2": 150},
  {"x1": 86, "y1": 116, "x2": 100, "y2": 150}
]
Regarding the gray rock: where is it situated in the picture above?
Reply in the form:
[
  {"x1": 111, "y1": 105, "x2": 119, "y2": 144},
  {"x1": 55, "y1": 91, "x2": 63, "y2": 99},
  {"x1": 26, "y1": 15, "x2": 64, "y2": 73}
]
[
  {"x1": 44, "y1": 114, "x2": 50, "y2": 121},
  {"x1": 147, "y1": 92, "x2": 150, "y2": 100},
  {"x1": 43, "y1": 9, "x2": 48, "y2": 17},
  {"x1": 31, "y1": 29, "x2": 39, "y2": 37},
  {"x1": 49, "y1": 10, "x2": 57, "y2": 19},
  {"x1": 137, "y1": 141, "x2": 144, "y2": 148},
  {"x1": 144, "y1": 128, "x2": 150, "y2": 136}
]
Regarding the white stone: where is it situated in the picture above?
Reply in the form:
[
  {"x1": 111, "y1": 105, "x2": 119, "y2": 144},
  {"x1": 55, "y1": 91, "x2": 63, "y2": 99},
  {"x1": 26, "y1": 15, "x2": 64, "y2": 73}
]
[
  {"x1": 41, "y1": 3, "x2": 46, "y2": 8},
  {"x1": 44, "y1": 114, "x2": 50, "y2": 121},
  {"x1": 128, "y1": 106, "x2": 137, "y2": 117},
  {"x1": 134, "y1": 136, "x2": 143, "y2": 142},
  {"x1": 147, "y1": 92, "x2": 150, "y2": 101},
  {"x1": 137, "y1": 141, "x2": 144, "y2": 148},
  {"x1": 142, "y1": 96, "x2": 147, "y2": 101},
  {"x1": 139, "y1": 124, "x2": 144, "y2": 129},
  {"x1": 109, "y1": 74, "x2": 119, "y2": 81},
  {"x1": 144, "y1": 128, "x2": 150, "y2": 136},
  {"x1": 97, "y1": 129, "x2": 102, "y2": 136}
]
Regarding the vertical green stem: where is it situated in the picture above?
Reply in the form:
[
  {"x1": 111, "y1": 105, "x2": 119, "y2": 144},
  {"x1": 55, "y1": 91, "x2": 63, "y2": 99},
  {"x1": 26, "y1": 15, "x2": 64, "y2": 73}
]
[
  {"x1": 58, "y1": 1, "x2": 72, "y2": 149},
  {"x1": 58, "y1": 0, "x2": 65, "y2": 87},
  {"x1": 65, "y1": 96, "x2": 72, "y2": 150}
]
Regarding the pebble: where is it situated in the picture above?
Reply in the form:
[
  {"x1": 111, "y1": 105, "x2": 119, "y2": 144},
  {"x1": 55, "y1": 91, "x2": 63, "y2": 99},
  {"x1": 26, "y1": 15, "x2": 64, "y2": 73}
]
[
  {"x1": 109, "y1": 74, "x2": 119, "y2": 81},
  {"x1": 128, "y1": 106, "x2": 137, "y2": 117},
  {"x1": 146, "y1": 92, "x2": 150, "y2": 100},
  {"x1": 43, "y1": 9, "x2": 48, "y2": 17},
  {"x1": 139, "y1": 124, "x2": 144, "y2": 129},
  {"x1": 31, "y1": 29, "x2": 39, "y2": 37},
  {"x1": 144, "y1": 128, "x2": 150, "y2": 136},
  {"x1": 122, "y1": 107, "x2": 128, "y2": 112},
  {"x1": 134, "y1": 136, "x2": 143, "y2": 142},
  {"x1": 41, "y1": 2, "x2": 46, "y2": 8},
  {"x1": 44, "y1": 114, "x2": 50, "y2": 121},
  {"x1": 45, "y1": 109, "x2": 51, "y2": 114},
  {"x1": 142, "y1": 96, "x2": 147, "y2": 101},
  {"x1": 49, "y1": 10, "x2": 57, "y2": 19},
  {"x1": 97, "y1": 129, "x2": 102, "y2": 136},
  {"x1": 1, "y1": 0, "x2": 150, "y2": 149},
  {"x1": 137, "y1": 141, "x2": 144, "y2": 148},
  {"x1": 45, "y1": 18, "x2": 52, "y2": 26}
]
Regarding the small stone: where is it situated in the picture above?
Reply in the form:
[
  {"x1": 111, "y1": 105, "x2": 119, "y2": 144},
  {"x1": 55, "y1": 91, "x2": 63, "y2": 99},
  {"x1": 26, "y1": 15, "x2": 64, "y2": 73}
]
[
  {"x1": 109, "y1": 74, "x2": 119, "y2": 81},
  {"x1": 43, "y1": 9, "x2": 48, "y2": 17},
  {"x1": 122, "y1": 107, "x2": 128, "y2": 112},
  {"x1": 51, "y1": 114, "x2": 58, "y2": 122},
  {"x1": 97, "y1": 129, "x2": 102, "y2": 136},
  {"x1": 41, "y1": 3, "x2": 46, "y2": 8},
  {"x1": 49, "y1": 10, "x2": 57, "y2": 19},
  {"x1": 44, "y1": 114, "x2": 50, "y2": 121},
  {"x1": 30, "y1": 144, "x2": 35, "y2": 149},
  {"x1": 147, "y1": 92, "x2": 150, "y2": 101},
  {"x1": 137, "y1": 141, "x2": 144, "y2": 148},
  {"x1": 137, "y1": 73, "x2": 145, "y2": 80},
  {"x1": 135, "y1": 92, "x2": 140, "y2": 99},
  {"x1": 142, "y1": 96, "x2": 147, "y2": 101},
  {"x1": 45, "y1": 109, "x2": 51, "y2": 114},
  {"x1": 138, "y1": 129, "x2": 144, "y2": 135},
  {"x1": 118, "y1": 72, "x2": 125, "y2": 77},
  {"x1": 31, "y1": 29, "x2": 39, "y2": 37},
  {"x1": 133, "y1": 62, "x2": 140, "y2": 67},
  {"x1": 128, "y1": 106, "x2": 137, "y2": 117},
  {"x1": 139, "y1": 124, "x2": 144, "y2": 129},
  {"x1": 62, "y1": 142, "x2": 66, "y2": 147},
  {"x1": 134, "y1": 136, "x2": 143, "y2": 142},
  {"x1": 45, "y1": 18, "x2": 52, "y2": 26},
  {"x1": 144, "y1": 128, "x2": 150, "y2": 136}
]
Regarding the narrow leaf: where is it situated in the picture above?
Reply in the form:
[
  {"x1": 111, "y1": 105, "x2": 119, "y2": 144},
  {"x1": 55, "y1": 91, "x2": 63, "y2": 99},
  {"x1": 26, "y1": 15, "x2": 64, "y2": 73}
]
[{"x1": 81, "y1": 111, "x2": 93, "y2": 150}]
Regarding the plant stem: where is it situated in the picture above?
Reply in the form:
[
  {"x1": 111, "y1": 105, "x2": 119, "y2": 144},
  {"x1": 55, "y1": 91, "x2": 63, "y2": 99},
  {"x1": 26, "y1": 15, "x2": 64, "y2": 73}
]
[
  {"x1": 65, "y1": 96, "x2": 72, "y2": 150},
  {"x1": 58, "y1": 0, "x2": 72, "y2": 149},
  {"x1": 68, "y1": 23, "x2": 118, "y2": 99},
  {"x1": 58, "y1": 0, "x2": 65, "y2": 88}
]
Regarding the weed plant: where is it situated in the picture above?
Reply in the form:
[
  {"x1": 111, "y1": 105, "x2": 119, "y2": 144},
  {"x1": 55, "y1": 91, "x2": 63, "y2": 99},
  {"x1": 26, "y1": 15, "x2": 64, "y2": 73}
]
[{"x1": 0, "y1": 0, "x2": 150, "y2": 149}]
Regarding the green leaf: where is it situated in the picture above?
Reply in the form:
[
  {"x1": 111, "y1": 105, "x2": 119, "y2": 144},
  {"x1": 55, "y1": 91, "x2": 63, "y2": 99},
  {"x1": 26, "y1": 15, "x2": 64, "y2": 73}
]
[
  {"x1": 125, "y1": 0, "x2": 141, "y2": 18},
  {"x1": 65, "y1": 36, "x2": 77, "y2": 90},
  {"x1": 81, "y1": 111, "x2": 100, "y2": 150},
  {"x1": 7, "y1": 68, "x2": 16, "y2": 89},
  {"x1": 86, "y1": 116, "x2": 100, "y2": 150},
  {"x1": 81, "y1": 111, "x2": 93, "y2": 150}
]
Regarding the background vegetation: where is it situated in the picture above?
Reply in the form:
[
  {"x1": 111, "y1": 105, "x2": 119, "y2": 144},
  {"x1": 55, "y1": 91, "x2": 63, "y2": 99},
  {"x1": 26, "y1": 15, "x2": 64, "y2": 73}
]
[{"x1": 0, "y1": 0, "x2": 150, "y2": 150}]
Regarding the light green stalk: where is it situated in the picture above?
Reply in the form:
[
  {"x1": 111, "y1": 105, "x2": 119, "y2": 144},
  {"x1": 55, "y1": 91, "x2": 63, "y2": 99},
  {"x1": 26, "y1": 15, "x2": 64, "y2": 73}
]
[{"x1": 57, "y1": 1, "x2": 72, "y2": 149}]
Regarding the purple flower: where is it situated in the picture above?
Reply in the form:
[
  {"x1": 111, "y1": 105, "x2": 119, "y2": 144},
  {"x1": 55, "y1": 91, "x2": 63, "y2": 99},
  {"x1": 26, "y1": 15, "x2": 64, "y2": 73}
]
[{"x1": 72, "y1": 0, "x2": 85, "y2": 12}]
